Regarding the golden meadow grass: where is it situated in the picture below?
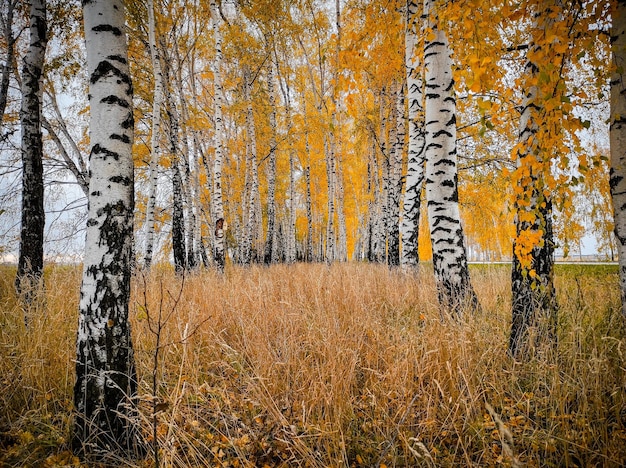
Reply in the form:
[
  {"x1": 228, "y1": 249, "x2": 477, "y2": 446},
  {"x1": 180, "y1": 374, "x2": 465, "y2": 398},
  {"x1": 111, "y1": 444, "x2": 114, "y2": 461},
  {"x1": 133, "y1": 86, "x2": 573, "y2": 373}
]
[{"x1": 1, "y1": 263, "x2": 625, "y2": 467}]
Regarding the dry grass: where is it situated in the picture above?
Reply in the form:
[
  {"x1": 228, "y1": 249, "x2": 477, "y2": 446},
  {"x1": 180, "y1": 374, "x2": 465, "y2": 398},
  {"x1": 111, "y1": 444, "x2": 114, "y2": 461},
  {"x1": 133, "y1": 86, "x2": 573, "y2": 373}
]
[{"x1": 1, "y1": 262, "x2": 625, "y2": 467}]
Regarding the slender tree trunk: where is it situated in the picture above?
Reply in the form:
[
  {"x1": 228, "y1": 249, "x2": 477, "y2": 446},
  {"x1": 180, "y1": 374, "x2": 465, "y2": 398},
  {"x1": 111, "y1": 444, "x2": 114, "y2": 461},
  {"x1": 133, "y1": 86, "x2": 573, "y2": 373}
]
[
  {"x1": 401, "y1": 0, "x2": 426, "y2": 270},
  {"x1": 73, "y1": 0, "x2": 143, "y2": 458},
  {"x1": 303, "y1": 99, "x2": 314, "y2": 262},
  {"x1": 509, "y1": 5, "x2": 560, "y2": 357},
  {"x1": 335, "y1": 150, "x2": 347, "y2": 261},
  {"x1": 287, "y1": 144, "x2": 297, "y2": 263},
  {"x1": 610, "y1": 0, "x2": 626, "y2": 319},
  {"x1": 160, "y1": 43, "x2": 186, "y2": 273},
  {"x1": 143, "y1": 0, "x2": 164, "y2": 270},
  {"x1": 187, "y1": 62, "x2": 208, "y2": 268},
  {"x1": 324, "y1": 137, "x2": 336, "y2": 262},
  {"x1": 387, "y1": 82, "x2": 405, "y2": 267},
  {"x1": 16, "y1": 0, "x2": 47, "y2": 302},
  {"x1": 375, "y1": 88, "x2": 388, "y2": 263},
  {"x1": 209, "y1": 0, "x2": 225, "y2": 272},
  {"x1": 172, "y1": 44, "x2": 198, "y2": 270},
  {"x1": 276, "y1": 56, "x2": 297, "y2": 264},
  {"x1": 423, "y1": 0, "x2": 478, "y2": 315},
  {"x1": 265, "y1": 59, "x2": 279, "y2": 264},
  {"x1": 242, "y1": 64, "x2": 262, "y2": 264},
  {"x1": 0, "y1": 0, "x2": 17, "y2": 125}
]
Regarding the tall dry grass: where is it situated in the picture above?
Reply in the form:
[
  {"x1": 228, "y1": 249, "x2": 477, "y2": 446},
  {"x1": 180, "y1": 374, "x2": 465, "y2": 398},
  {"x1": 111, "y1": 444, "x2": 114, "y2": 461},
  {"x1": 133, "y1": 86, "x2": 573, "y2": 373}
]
[{"x1": 1, "y1": 262, "x2": 625, "y2": 467}]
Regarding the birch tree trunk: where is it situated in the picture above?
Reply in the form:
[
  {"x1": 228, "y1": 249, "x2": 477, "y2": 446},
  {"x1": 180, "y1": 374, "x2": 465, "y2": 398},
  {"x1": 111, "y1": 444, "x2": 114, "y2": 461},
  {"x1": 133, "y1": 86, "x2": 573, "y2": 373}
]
[
  {"x1": 423, "y1": 0, "x2": 478, "y2": 314},
  {"x1": 172, "y1": 43, "x2": 198, "y2": 270},
  {"x1": 243, "y1": 64, "x2": 262, "y2": 264},
  {"x1": 73, "y1": 0, "x2": 143, "y2": 458},
  {"x1": 610, "y1": 0, "x2": 626, "y2": 319},
  {"x1": 509, "y1": 5, "x2": 559, "y2": 357},
  {"x1": 324, "y1": 137, "x2": 336, "y2": 262},
  {"x1": 15, "y1": 0, "x2": 47, "y2": 302},
  {"x1": 265, "y1": 59, "x2": 279, "y2": 264},
  {"x1": 375, "y1": 88, "x2": 389, "y2": 263},
  {"x1": 143, "y1": 0, "x2": 164, "y2": 270},
  {"x1": 0, "y1": 0, "x2": 17, "y2": 125},
  {"x1": 303, "y1": 98, "x2": 314, "y2": 262},
  {"x1": 287, "y1": 146, "x2": 297, "y2": 263},
  {"x1": 209, "y1": 0, "x2": 225, "y2": 272},
  {"x1": 160, "y1": 41, "x2": 187, "y2": 273},
  {"x1": 401, "y1": 0, "x2": 426, "y2": 270},
  {"x1": 387, "y1": 82, "x2": 405, "y2": 267}
]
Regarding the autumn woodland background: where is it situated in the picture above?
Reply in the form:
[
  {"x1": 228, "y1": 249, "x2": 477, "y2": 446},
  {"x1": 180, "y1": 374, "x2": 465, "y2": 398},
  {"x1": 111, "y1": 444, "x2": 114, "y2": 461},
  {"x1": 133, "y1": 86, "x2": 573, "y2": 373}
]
[
  {"x1": 1, "y1": 0, "x2": 626, "y2": 467},
  {"x1": 0, "y1": 0, "x2": 617, "y2": 263}
]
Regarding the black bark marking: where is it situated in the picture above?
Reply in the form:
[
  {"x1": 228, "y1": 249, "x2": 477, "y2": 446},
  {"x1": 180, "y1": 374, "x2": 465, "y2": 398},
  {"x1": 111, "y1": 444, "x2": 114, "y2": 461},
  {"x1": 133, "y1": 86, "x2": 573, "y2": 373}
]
[
  {"x1": 610, "y1": 169, "x2": 623, "y2": 190},
  {"x1": 121, "y1": 113, "x2": 134, "y2": 129},
  {"x1": 109, "y1": 175, "x2": 132, "y2": 186},
  {"x1": 110, "y1": 133, "x2": 130, "y2": 144},
  {"x1": 91, "y1": 60, "x2": 131, "y2": 87},
  {"x1": 101, "y1": 95, "x2": 129, "y2": 108},
  {"x1": 106, "y1": 54, "x2": 127, "y2": 64},
  {"x1": 92, "y1": 24, "x2": 122, "y2": 36},
  {"x1": 92, "y1": 143, "x2": 120, "y2": 161},
  {"x1": 433, "y1": 129, "x2": 453, "y2": 138}
]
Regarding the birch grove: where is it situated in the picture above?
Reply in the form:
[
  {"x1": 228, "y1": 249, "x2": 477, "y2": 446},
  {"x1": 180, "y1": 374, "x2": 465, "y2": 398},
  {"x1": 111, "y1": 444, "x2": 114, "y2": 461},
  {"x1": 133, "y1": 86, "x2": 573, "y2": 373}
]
[{"x1": 1, "y1": 0, "x2": 614, "y2": 313}]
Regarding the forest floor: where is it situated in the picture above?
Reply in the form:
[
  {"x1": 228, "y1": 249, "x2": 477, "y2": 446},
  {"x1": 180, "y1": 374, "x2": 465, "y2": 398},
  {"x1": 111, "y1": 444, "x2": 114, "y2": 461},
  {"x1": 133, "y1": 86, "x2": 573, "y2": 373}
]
[{"x1": 0, "y1": 262, "x2": 625, "y2": 467}]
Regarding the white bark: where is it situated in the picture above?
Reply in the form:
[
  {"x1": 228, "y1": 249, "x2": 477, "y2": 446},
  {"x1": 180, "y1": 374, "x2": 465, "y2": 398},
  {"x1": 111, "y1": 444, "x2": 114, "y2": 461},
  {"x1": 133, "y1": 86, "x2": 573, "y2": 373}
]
[
  {"x1": 74, "y1": 0, "x2": 141, "y2": 456},
  {"x1": 266, "y1": 59, "x2": 279, "y2": 264},
  {"x1": 172, "y1": 43, "x2": 198, "y2": 269},
  {"x1": 611, "y1": 0, "x2": 626, "y2": 319},
  {"x1": 143, "y1": 0, "x2": 164, "y2": 270},
  {"x1": 324, "y1": 136, "x2": 336, "y2": 262},
  {"x1": 242, "y1": 64, "x2": 262, "y2": 264},
  {"x1": 424, "y1": 0, "x2": 478, "y2": 314},
  {"x1": 209, "y1": 0, "x2": 225, "y2": 272},
  {"x1": 387, "y1": 82, "x2": 405, "y2": 267},
  {"x1": 401, "y1": 0, "x2": 426, "y2": 270}
]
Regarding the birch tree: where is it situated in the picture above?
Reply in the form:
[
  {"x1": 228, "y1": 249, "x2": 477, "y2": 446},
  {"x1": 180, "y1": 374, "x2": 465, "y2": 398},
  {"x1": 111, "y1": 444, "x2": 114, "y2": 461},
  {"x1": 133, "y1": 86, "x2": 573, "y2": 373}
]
[
  {"x1": 610, "y1": 0, "x2": 626, "y2": 319},
  {"x1": 0, "y1": 0, "x2": 17, "y2": 125},
  {"x1": 401, "y1": 0, "x2": 426, "y2": 270},
  {"x1": 265, "y1": 58, "x2": 279, "y2": 264},
  {"x1": 508, "y1": 1, "x2": 565, "y2": 357},
  {"x1": 161, "y1": 40, "x2": 187, "y2": 273},
  {"x1": 423, "y1": 0, "x2": 478, "y2": 314},
  {"x1": 15, "y1": 0, "x2": 47, "y2": 301},
  {"x1": 210, "y1": 0, "x2": 225, "y2": 272},
  {"x1": 387, "y1": 82, "x2": 405, "y2": 267},
  {"x1": 143, "y1": 0, "x2": 164, "y2": 270},
  {"x1": 242, "y1": 64, "x2": 262, "y2": 264},
  {"x1": 73, "y1": 0, "x2": 142, "y2": 457}
]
